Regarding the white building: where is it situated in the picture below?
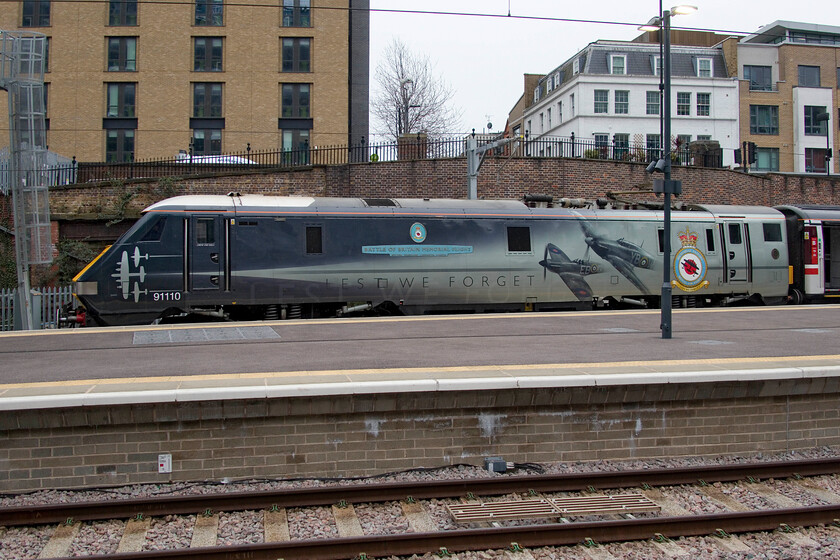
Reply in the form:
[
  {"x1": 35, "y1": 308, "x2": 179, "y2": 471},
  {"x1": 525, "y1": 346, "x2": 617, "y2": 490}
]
[{"x1": 522, "y1": 40, "x2": 740, "y2": 166}]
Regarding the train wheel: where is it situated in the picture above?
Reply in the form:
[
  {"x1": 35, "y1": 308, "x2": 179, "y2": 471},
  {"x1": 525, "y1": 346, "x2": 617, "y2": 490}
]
[{"x1": 789, "y1": 288, "x2": 805, "y2": 305}]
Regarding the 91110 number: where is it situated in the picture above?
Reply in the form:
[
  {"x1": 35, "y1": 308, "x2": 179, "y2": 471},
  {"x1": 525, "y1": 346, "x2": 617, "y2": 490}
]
[{"x1": 153, "y1": 291, "x2": 182, "y2": 301}]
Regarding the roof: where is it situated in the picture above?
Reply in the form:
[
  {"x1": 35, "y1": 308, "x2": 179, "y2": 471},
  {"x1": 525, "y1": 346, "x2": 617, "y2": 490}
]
[{"x1": 741, "y1": 20, "x2": 840, "y2": 45}]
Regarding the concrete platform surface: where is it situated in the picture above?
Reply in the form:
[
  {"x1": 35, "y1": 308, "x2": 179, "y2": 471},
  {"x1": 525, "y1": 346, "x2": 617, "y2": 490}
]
[{"x1": 1, "y1": 305, "x2": 838, "y2": 410}]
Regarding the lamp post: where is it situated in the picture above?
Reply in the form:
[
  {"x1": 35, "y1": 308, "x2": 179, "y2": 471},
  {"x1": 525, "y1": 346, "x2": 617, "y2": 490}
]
[
  {"x1": 641, "y1": 4, "x2": 696, "y2": 339},
  {"x1": 816, "y1": 111, "x2": 831, "y2": 175}
]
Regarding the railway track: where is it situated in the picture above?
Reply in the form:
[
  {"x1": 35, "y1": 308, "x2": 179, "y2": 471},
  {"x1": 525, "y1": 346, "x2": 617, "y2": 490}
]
[{"x1": 3, "y1": 458, "x2": 840, "y2": 559}]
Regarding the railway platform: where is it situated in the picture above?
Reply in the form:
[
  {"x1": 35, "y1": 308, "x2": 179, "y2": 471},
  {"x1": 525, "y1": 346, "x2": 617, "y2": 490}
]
[{"x1": 1, "y1": 306, "x2": 838, "y2": 492}]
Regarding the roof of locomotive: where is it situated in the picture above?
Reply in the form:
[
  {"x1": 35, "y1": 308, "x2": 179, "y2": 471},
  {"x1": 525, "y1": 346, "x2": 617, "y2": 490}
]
[{"x1": 143, "y1": 195, "x2": 531, "y2": 213}]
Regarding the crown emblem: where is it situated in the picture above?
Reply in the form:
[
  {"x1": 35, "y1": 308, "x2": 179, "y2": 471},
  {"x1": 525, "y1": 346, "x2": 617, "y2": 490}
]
[{"x1": 678, "y1": 227, "x2": 698, "y2": 247}]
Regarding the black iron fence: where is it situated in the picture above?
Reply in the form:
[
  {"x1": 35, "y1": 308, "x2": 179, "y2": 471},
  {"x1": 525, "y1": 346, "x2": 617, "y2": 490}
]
[{"x1": 48, "y1": 133, "x2": 723, "y2": 186}]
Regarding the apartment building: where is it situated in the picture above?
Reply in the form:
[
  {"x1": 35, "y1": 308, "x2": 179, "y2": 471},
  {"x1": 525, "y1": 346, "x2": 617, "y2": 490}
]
[
  {"x1": 0, "y1": 0, "x2": 369, "y2": 162},
  {"x1": 735, "y1": 21, "x2": 838, "y2": 174},
  {"x1": 517, "y1": 37, "x2": 740, "y2": 167},
  {"x1": 510, "y1": 21, "x2": 840, "y2": 175}
]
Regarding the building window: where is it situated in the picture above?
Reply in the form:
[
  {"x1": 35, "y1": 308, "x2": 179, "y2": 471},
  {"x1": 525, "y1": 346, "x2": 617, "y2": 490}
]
[
  {"x1": 805, "y1": 106, "x2": 828, "y2": 135},
  {"x1": 610, "y1": 55, "x2": 626, "y2": 75},
  {"x1": 613, "y1": 133, "x2": 629, "y2": 159},
  {"x1": 749, "y1": 105, "x2": 779, "y2": 134},
  {"x1": 107, "y1": 37, "x2": 136, "y2": 72},
  {"x1": 594, "y1": 89, "x2": 608, "y2": 114},
  {"x1": 195, "y1": 0, "x2": 223, "y2": 26},
  {"x1": 754, "y1": 147, "x2": 779, "y2": 171},
  {"x1": 281, "y1": 38, "x2": 311, "y2": 72},
  {"x1": 192, "y1": 129, "x2": 222, "y2": 155},
  {"x1": 194, "y1": 37, "x2": 223, "y2": 71},
  {"x1": 646, "y1": 91, "x2": 660, "y2": 115},
  {"x1": 805, "y1": 148, "x2": 828, "y2": 173},
  {"x1": 570, "y1": 93, "x2": 574, "y2": 115},
  {"x1": 798, "y1": 65, "x2": 820, "y2": 87},
  {"x1": 281, "y1": 83, "x2": 310, "y2": 118},
  {"x1": 193, "y1": 83, "x2": 222, "y2": 117},
  {"x1": 22, "y1": 1, "x2": 50, "y2": 27},
  {"x1": 546, "y1": 108, "x2": 552, "y2": 128},
  {"x1": 281, "y1": 129, "x2": 309, "y2": 164},
  {"x1": 697, "y1": 135, "x2": 711, "y2": 141},
  {"x1": 594, "y1": 133, "x2": 609, "y2": 157},
  {"x1": 106, "y1": 83, "x2": 136, "y2": 117},
  {"x1": 282, "y1": 0, "x2": 311, "y2": 27},
  {"x1": 744, "y1": 65, "x2": 772, "y2": 91},
  {"x1": 557, "y1": 101, "x2": 562, "y2": 122},
  {"x1": 696, "y1": 92, "x2": 710, "y2": 116},
  {"x1": 646, "y1": 134, "x2": 661, "y2": 161},
  {"x1": 697, "y1": 58, "x2": 712, "y2": 77},
  {"x1": 614, "y1": 90, "x2": 628, "y2": 114},
  {"x1": 109, "y1": 0, "x2": 137, "y2": 26},
  {"x1": 106, "y1": 129, "x2": 134, "y2": 162},
  {"x1": 677, "y1": 92, "x2": 691, "y2": 116}
]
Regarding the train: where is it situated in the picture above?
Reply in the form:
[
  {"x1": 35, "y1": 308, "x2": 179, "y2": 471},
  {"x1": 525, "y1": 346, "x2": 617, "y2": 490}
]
[{"x1": 63, "y1": 194, "x2": 840, "y2": 327}]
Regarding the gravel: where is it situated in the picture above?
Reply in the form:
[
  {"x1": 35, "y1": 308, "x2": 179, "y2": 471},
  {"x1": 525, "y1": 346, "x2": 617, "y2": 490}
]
[{"x1": 2, "y1": 446, "x2": 840, "y2": 559}]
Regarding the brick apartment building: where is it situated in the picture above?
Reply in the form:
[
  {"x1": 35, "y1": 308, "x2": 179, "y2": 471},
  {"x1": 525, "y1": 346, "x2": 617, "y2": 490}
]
[{"x1": 0, "y1": 0, "x2": 369, "y2": 162}]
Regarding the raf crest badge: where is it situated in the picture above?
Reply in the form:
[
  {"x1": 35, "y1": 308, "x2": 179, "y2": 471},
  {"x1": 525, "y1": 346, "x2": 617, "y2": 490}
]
[{"x1": 672, "y1": 227, "x2": 709, "y2": 292}]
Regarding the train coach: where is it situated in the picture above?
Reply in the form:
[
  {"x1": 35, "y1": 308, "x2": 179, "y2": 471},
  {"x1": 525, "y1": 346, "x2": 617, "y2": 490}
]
[
  {"x1": 67, "y1": 194, "x2": 797, "y2": 326},
  {"x1": 776, "y1": 205, "x2": 840, "y2": 304}
]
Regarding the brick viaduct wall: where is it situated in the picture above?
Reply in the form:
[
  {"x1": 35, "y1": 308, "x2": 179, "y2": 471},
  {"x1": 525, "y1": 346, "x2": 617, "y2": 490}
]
[
  {"x1": 45, "y1": 157, "x2": 840, "y2": 221},
  {"x1": 2, "y1": 378, "x2": 839, "y2": 492}
]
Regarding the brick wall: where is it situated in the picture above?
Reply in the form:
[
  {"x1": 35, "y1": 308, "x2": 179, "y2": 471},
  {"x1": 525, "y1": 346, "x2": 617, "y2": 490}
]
[
  {"x1": 46, "y1": 157, "x2": 840, "y2": 222},
  {"x1": 2, "y1": 378, "x2": 839, "y2": 492}
]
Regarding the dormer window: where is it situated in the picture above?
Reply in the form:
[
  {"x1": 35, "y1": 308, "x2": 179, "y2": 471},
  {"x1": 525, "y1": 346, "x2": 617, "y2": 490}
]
[
  {"x1": 610, "y1": 54, "x2": 627, "y2": 75},
  {"x1": 697, "y1": 57, "x2": 713, "y2": 77},
  {"x1": 650, "y1": 55, "x2": 662, "y2": 76},
  {"x1": 573, "y1": 58, "x2": 580, "y2": 74}
]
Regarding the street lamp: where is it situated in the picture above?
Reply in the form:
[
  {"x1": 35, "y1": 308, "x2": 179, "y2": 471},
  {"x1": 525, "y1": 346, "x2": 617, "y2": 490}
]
[
  {"x1": 641, "y1": 4, "x2": 697, "y2": 340},
  {"x1": 816, "y1": 111, "x2": 831, "y2": 175}
]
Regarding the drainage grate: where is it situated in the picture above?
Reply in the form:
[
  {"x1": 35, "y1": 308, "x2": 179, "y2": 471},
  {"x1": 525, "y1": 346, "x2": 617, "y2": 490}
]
[{"x1": 133, "y1": 326, "x2": 280, "y2": 345}]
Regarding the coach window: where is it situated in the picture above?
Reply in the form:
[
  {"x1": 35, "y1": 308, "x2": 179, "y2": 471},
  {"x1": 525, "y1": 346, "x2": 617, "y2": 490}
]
[
  {"x1": 196, "y1": 217, "x2": 215, "y2": 245},
  {"x1": 306, "y1": 225, "x2": 322, "y2": 254},
  {"x1": 507, "y1": 226, "x2": 531, "y2": 253}
]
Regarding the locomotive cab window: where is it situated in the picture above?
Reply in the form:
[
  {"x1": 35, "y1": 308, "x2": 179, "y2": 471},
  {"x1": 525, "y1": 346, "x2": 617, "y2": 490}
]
[
  {"x1": 306, "y1": 226, "x2": 322, "y2": 254},
  {"x1": 763, "y1": 222, "x2": 782, "y2": 242},
  {"x1": 507, "y1": 226, "x2": 532, "y2": 252},
  {"x1": 196, "y1": 217, "x2": 215, "y2": 245},
  {"x1": 139, "y1": 216, "x2": 167, "y2": 242}
]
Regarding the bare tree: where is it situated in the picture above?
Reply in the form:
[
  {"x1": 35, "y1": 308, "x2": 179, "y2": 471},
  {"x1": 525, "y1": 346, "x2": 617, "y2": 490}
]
[{"x1": 371, "y1": 39, "x2": 462, "y2": 141}]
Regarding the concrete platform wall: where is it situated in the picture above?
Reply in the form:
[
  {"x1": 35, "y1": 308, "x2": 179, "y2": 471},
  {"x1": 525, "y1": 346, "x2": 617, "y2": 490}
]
[{"x1": 2, "y1": 378, "x2": 839, "y2": 492}]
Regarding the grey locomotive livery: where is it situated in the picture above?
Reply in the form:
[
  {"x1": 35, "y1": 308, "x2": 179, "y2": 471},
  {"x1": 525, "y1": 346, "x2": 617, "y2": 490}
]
[{"x1": 71, "y1": 194, "x2": 793, "y2": 326}]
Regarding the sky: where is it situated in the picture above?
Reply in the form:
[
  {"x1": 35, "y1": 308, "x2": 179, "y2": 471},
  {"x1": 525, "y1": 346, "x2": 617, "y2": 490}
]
[{"x1": 368, "y1": 0, "x2": 839, "y2": 140}]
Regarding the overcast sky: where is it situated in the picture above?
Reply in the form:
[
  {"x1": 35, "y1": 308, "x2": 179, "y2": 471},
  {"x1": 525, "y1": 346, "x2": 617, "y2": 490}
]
[{"x1": 368, "y1": 0, "x2": 839, "y2": 140}]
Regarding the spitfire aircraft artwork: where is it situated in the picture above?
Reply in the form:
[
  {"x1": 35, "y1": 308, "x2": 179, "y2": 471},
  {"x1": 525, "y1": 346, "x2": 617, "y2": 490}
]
[{"x1": 538, "y1": 214, "x2": 656, "y2": 300}]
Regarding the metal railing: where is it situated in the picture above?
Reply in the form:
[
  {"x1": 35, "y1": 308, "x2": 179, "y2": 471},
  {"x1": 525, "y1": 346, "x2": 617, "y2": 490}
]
[
  {"x1": 0, "y1": 285, "x2": 75, "y2": 331},
  {"x1": 30, "y1": 133, "x2": 725, "y2": 187}
]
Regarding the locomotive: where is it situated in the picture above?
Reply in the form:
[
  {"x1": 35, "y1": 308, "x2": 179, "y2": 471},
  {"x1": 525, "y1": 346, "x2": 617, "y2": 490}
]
[{"x1": 66, "y1": 194, "x2": 838, "y2": 327}]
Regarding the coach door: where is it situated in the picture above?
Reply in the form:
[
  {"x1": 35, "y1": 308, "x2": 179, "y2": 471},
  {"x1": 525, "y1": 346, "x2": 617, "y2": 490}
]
[
  {"x1": 189, "y1": 216, "x2": 224, "y2": 291},
  {"x1": 721, "y1": 221, "x2": 749, "y2": 283}
]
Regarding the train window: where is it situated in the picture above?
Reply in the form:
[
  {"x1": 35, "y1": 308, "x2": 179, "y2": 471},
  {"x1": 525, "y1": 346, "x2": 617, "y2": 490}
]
[
  {"x1": 306, "y1": 226, "x2": 322, "y2": 254},
  {"x1": 657, "y1": 228, "x2": 664, "y2": 252},
  {"x1": 507, "y1": 226, "x2": 531, "y2": 252},
  {"x1": 140, "y1": 216, "x2": 166, "y2": 242},
  {"x1": 763, "y1": 222, "x2": 782, "y2": 242},
  {"x1": 196, "y1": 217, "x2": 215, "y2": 245},
  {"x1": 705, "y1": 228, "x2": 715, "y2": 252},
  {"x1": 728, "y1": 223, "x2": 742, "y2": 244}
]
